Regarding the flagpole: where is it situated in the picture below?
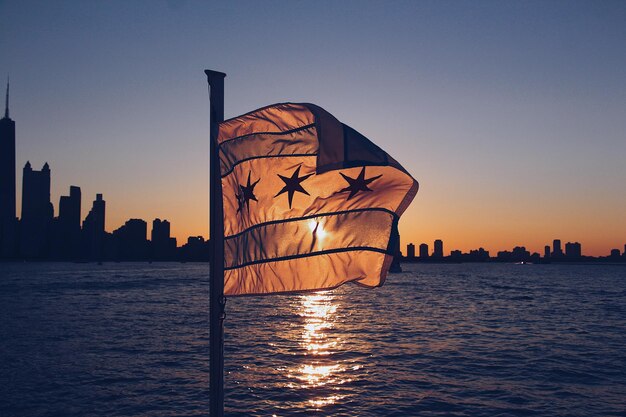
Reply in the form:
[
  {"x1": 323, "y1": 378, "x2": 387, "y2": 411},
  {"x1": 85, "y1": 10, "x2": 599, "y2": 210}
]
[{"x1": 205, "y1": 69, "x2": 226, "y2": 417}]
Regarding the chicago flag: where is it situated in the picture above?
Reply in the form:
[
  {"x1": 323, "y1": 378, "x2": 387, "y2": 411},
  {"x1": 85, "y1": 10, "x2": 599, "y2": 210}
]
[{"x1": 218, "y1": 103, "x2": 418, "y2": 296}]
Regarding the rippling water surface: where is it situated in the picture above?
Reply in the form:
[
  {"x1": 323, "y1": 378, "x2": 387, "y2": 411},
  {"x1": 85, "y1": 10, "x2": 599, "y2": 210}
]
[{"x1": 1, "y1": 262, "x2": 625, "y2": 416}]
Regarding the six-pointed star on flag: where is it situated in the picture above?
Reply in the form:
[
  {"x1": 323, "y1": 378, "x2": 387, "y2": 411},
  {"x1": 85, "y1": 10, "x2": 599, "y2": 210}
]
[
  {"x1": 239, "y1": 172, "x2": 261, "y2": 212},
  {"x1": 238, "y1": 166, "x2": 387, "y2": 215},
  {"x1": 338, "y1": 167, "x2": 382, "y2": 200},
  {"x1": 274, "y1": 165, "x2": 313, "y2": 209},
  {"x1": 239, "y1": 171, "x2": 260, "y2": 213}
]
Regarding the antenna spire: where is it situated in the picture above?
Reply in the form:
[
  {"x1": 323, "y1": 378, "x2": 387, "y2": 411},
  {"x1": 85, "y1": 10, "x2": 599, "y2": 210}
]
[{"x1": 4, "y1": 76, "x2": 9, "y2": 119}]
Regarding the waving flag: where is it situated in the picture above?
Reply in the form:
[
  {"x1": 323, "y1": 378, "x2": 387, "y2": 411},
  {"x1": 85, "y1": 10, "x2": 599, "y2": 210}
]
[{"x1": 218, "y1": 103, "x2": 418, "y2": 296}]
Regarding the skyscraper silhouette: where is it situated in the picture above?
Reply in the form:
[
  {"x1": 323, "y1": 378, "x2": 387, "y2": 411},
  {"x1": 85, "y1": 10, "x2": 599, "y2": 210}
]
[
  {"x1": 82, "y1": 194, "x2": 106, "y2": 260},
  {"x1": 151, "y1": 218, "x2": 176, "y2": 260},
  {"x1": 389, "y1": 225, "x2": 402, "y2": 272},
  {"x1": 433, "y1": 239, "x2": 444, "y2": 258},
  {"x1": 152, "y1": 218, "x2": 170, "y2": 243},
  {"x1": 406, "y1": 243, "x2": 415, "y2": 259},
  {"x1": 0, "y1": 78, "x2": 17, "y2": 257},
  {"x1": 552, "y1": 239, "x2": 563, "y2": 257},
  {"x1": 20, "y1": 161, "x2": 53, "y2": 258},
  {"x1": 53, "y1": 185, "x2": 82, "y2": 259}
]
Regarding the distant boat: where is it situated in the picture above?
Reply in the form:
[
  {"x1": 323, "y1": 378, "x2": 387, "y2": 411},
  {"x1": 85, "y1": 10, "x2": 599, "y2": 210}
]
[{"x1": 515, "y1": 261, "x2": 532, "y2": 265}]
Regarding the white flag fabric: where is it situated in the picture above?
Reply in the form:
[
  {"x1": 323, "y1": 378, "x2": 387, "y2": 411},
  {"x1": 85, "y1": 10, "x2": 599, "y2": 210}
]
[{"x1": 217, "y1": 103, "x2": 418, "y2": 296}]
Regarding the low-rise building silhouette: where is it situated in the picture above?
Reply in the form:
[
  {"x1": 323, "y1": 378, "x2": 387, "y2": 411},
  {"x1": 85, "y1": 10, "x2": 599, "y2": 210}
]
[
  {"x1": 565, "y1": 242, "x2": 582, "y2": 259},
  {"x1": 180, "y1": 236, "x2": 210, "y2": 261},
  {"x1": 450, "y1": 249, "x2": 462, "y2": 261},
  {"x1": 469, "y1": 248, "x2": 490, "y2": 261},
  {"x1": 498, "y1": 246, "x2": 531, "y2": 263}
]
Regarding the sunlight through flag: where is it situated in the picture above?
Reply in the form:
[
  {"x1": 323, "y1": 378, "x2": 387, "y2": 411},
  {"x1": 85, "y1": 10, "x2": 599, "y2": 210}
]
[{"x1": 218, "y1": 103, "x2": 418, "y2": 296}]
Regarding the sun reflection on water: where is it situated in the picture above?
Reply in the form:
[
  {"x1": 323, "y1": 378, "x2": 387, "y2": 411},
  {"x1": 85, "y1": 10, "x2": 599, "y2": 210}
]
[
  {"x1": 286, "y1": 291, "x2": 351, "y2": 409},
  {"x1": 301, "y1": 293, "x2": 337, "y2": 356}
]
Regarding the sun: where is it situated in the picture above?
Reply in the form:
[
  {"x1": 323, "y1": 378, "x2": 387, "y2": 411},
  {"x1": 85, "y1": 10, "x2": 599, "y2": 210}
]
[{"x1": 308, "y1": 219, "x2": 328, "y2": 240}]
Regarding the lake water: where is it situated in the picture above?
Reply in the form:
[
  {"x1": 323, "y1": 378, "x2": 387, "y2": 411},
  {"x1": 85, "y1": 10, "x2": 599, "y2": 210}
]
[{"x1": 1, "y1": 262, "x2": 625, "y2": 416}]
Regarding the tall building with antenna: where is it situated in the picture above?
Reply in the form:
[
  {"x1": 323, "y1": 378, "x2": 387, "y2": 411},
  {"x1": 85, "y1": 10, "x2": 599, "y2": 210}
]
[{"x1": 0, "y1": 78, "x2": 17, "y2": 257}]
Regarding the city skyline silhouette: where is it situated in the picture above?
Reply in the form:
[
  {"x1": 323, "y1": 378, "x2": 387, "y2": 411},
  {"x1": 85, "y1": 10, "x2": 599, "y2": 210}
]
[
  {"x1": 0, "y1": 77, "x2": 624, "y2": 261},
  {"x1": 1, "y1": 2, "x2": 625, "y2": 256},
  {"x1": 2, "y1": 77, "x2": 623, "y2": 262}
]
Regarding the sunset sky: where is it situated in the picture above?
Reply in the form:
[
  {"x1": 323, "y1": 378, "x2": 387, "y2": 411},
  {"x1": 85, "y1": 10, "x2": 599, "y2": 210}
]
[{"x1": 1, "y1": 1, "x2": 625, "y2": 256}]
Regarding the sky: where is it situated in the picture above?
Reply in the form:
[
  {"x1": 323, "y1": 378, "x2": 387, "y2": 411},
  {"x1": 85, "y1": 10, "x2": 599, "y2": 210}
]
[{"x1": 1, "y1": 0, "x2": 625, "y2": 256}]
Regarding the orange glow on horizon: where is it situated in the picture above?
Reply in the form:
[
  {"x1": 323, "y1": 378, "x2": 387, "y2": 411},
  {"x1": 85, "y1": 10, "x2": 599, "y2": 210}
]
[{"x1": 58, "y1": 181, "x2": 626, "y2": 257}]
